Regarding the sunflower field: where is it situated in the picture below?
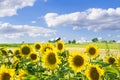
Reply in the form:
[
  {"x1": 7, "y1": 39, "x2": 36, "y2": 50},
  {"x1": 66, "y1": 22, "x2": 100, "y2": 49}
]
[{"x1": 0, "y1": 40, "x2": 120, "y2": 80}]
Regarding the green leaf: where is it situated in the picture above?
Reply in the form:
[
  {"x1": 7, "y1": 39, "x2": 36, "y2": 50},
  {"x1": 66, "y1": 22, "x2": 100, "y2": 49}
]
[{"x1": 104, "y1": 66, "x2": 119, "y2": 76}]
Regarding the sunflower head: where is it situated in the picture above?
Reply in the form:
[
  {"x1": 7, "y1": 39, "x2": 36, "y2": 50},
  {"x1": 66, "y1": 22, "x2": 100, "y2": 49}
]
[
  {"x1": 105, "y1": 56, "x2": 116, "y2": 65},
  {"x1": 14, "y1": 48, "x2": 22, "y2": 59},
  {"x1": 20, "y1": 44, "x2": 32, "y2": 56},
  {"x1": 68, "y1": 52, "x2": 87, "y2": 72},
  {"x1": 56, "y1": 40, "x2": 65, "y2": 53},
  {"x1": 42, "y1": 42, "x2": 54, "y2": 53},
  {"x1": 42, "y1": 49, "x2": 60, "y2": 70},
  {"x1": 14, "y1": 48, "x2": 20, "y2": 56},
  {"x1": 34, "y1": 42, "x2": 42, "y2": 52},
  {"x1": 1, "y1": 49, "x2": 8, "y2": 56},
  {"x1": 29, "y1": 52, "x2": 39, "y2": 62},
  {"x1": 14, "y1": 48, "x2": 20, "y2": 55},
  {"x1": 86, "y1": 44, "x2": 98, "y2": 58},
  {"x1": 85, "y1": 65, "x2": 104, "y2": 80},
  {"x1": 0, "y1": 65, "x2": 15, "y2": 80}
]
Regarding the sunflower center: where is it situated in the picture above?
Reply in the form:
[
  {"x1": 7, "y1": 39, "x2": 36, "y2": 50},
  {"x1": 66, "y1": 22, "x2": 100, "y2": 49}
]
[
  {"x1": 47, "y1": 53, "x2": 56, "y2": 64},
  {"x1": 90, "y1": 67, "x2": 99, "y2": 80},
  {"x1": 89, "y1": 47, "x2": 96, "y2": 55},
  {"x1": 35, "y1": 44, "x2": 41, "y2": 49},
  {"x1": 15, "y1": 50, "x2": 20, "y2": 55},
  {"x1": 108, "y1": 57, "x2": 115, "y2": 64},
  {"x1": 2, "y1": 72, "x2": 11, "y2": 80},
  {"x1": 58, "y1": 43, "x2": 63, "y2": 50},
  {"x1": 73, "y1": 55, "x2": 84, "y2": 67},
  {"x1": 1, "y1": 50, "x2": 7, "y2": 55},
  {"x1": 21, "y1": 46, "x2": 30, "y2": 55},
  {"x1": 30, "y1": 54, "x2": 37, "y2": 60}
]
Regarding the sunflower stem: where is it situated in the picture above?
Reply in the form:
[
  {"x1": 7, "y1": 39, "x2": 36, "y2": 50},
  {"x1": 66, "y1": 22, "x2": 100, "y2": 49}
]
[
  {"x1": 105, "y1": 42, "x2": 110, "y2": 56},
  {"x1": 68, "y1": 70, "x2": 71, "y2": 79},
  {"x1": 39, "y1": 55, "x2": 42, "y2": 79}
]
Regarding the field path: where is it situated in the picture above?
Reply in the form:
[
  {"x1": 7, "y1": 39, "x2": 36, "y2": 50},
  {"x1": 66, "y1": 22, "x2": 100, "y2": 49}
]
[{"x1": 66, "y1": 47, "x2": 120, "y2": 58}]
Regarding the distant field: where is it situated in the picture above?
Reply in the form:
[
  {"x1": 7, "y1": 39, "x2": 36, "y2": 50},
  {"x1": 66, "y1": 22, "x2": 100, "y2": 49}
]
[
  {"x1": 0, "y1": 43, "x2": 33, "y2": 48},
  {"x1": 65, "y1": 43, "x2": 120, "y2": 58},
  {"x1": 0, "y1": 42, "x2": 120, "y2": 49},
  {"x1": 65, "y1": 42, "x2": 120, "y2": 49}
]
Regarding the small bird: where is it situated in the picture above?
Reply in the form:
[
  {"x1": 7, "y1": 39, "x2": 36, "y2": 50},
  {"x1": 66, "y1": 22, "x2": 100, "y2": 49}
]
[{"x1": 55, "y1": 37, "x2": 61, "y2": 42}]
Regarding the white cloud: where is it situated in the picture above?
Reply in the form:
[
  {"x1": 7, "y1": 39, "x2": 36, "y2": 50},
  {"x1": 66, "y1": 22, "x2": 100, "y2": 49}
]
[
  {"x1": 44, "y1": 7, "x2": 120, "y2": 31},
  {"x1": 98, "y1": 37, "x2": 102, "y2": 41},
  {"x1": 77, "y1": 37, "x2": 90, "y2": 43},
  {"x1": 31, "y1": 20, "x2": 36, "y2": 23},
  {"x1": 0, "y1": 0, "x2": 35, "y2": 17},
  {"x1": 116, "y1": 40, "x2": 120, "y2": 43},
  {"x1": 0, "y1": 22, "x2": 56, "y2": 39}
]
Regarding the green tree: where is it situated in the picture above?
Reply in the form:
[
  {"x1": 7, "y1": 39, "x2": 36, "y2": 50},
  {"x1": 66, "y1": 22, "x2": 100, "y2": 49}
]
[
  {"x1": 72, "y1": 39, "x2": 76, "y2": 44},
  {"x1": 92, "y1": 38, "x2": 99, "y2": 42},
  {"x1": 101, "y1": 40, "x2": 107, "y2": 43},
  {"x1": 109, "y1": 40, "x2": 116, "y2": 43},
  {"x1": 68, "y1": 40, "x2": 72, "y2": 44}
]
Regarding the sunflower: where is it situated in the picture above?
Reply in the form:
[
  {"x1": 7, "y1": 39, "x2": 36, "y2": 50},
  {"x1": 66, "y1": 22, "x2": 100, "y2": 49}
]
[
  {"x1": 68, "y1": 52, "x2": 87, "y2": 72},
  {"x1": 17, "y1": 69, "x2": 28, "y2": 80},
  {"x1": 42, "y1": 42, "x2": 54, "y2": 53},
  {"x1": 56, "y1": 40, "x2": 65, "y2": 53},
  {"x1": 20, "y1": 44, "x2": 32, "y2": 56},
  {"x1": 42, "y1": 49, "x2": 60, "y2": 70},
  {"x1": 29, "y1": 52, "x2": 39, "y2": 62},
  {"x1": 86, "y1": 44, "x2": 98, "y2": 58},
  {"x1": 14, "y1": 48, "x2": 20, "y2": 56},
  {"x1": 85, "y1": 65, "x2": 104, "y2": 80},
  {"x1": 34, "y1": 42, "x2": 42, "y2": 52},
  {"x1": 14, "y1": 48, "x2": 22, "y2": 59},
  {"x1": 0, "y1": 49, "x2": 8, "y2": 56},
  {"x1": 105, "y1": 56, "x2": 116, "y2": 65},
  {"x1": 0, "y1": 65, "x2": 15, "y2": 80}
]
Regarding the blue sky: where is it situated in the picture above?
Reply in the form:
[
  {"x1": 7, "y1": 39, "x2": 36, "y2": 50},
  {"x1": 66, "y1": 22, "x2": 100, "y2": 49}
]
[{"x1": 0, "y1": 0, "x2": 120, "y2": 43}]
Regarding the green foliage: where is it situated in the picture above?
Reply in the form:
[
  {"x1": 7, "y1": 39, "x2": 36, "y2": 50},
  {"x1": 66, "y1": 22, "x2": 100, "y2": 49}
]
[
  {"x1": 72, "y1": 39, "x2": 76, "y2": 44},
  {"x1": 68, "y1": 40, "x2": 72, "y2": 44},
  {"x1": 109, "y1": 40, "x2": 116, "y2": 43},
  {"x1": 92, "y1": 38, "x2": 99, "y2": 42},
  {"x1": 101, "y1": 40, "x2": 108, "y2": 43}
]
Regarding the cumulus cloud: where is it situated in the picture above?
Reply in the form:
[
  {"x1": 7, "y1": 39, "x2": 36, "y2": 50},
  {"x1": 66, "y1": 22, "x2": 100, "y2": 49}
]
[
  {"x1": 97, "y1": 37, "x2": 103, "y2": 41},
  {"x1": 0, "y1": 0, "x2": 35, "y2": 17},
  {"x1": 0, "y1": 22, "x2": 56, "y2": 39},
  {"x1": 44, "y1": 7, "x2": 120, "y2": 31}
]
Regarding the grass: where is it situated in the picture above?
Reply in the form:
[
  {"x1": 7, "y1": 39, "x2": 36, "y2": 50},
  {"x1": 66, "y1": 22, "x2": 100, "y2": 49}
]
[{"x1": 0, "y1": 43, "x2": 33, "y2": 48}]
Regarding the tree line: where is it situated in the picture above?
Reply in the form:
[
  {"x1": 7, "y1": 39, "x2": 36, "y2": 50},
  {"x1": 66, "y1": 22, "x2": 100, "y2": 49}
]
[
  {"x1": 48, "y1": 37, "x2": 116, "y2": 44},
  {"x1": 67, "y1": 38, "x2": 116, "y2": 44}
]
